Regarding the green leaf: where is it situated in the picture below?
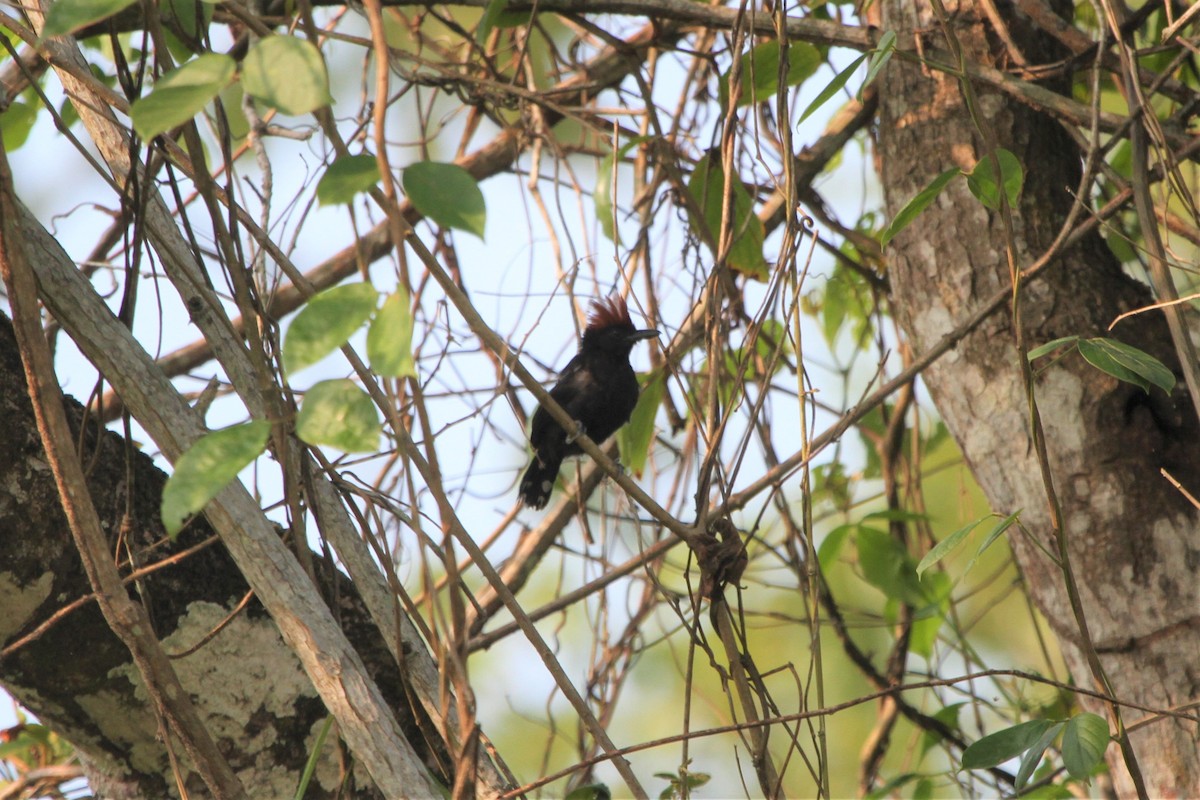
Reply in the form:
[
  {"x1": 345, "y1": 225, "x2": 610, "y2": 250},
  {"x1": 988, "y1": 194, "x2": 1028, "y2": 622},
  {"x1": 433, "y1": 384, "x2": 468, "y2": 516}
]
[
  {"x1": 476, "y1": 0, "x2": 508, "y2": 43},
  {"x1": 966, "y1": 147, "x2": 1024, "y2": 210},
  {"x1": 686, "y1": 151, "x2": 768, "y2": 279},
  {"x1": 0, "y1": 100, "x2": 38, "y2": 151},
  {"x1": 295, "y1": 379, "x2": 381, "y2": 452},
  {"x1": 131, "y1": 54, "x2": 236, "y2": 140},
  {"x1": 962, "y1": 510, "x2": 1020, "y2": 575},
  {"x1": 41, "y1": 0, "x2": 137, "y2": 37},
  {"x1": 719, "y1": 40, "x2": 821, "y2": 108},
  {"x1": 1021, "y1": 785, "x2": 1075, "y2": 799},
  {"x1": 881, "y1": 168, "x2": 959, "y2": 248},
  {"x1": 1027, "y1": 335, "x2": 1080, "y2": 361},
  {"x1": 1079, "y1": 337, "x2": 1175, "y2": 394},
  {"x1": 909, "y1": 571, "x2": 950, "y2": 658},
  {"x1": 163, "y1": 0, "x2": 214, "y2": 44},
  {"x1": 857, "y1": 526, "x2": 921, "y2": 603},
  {"x1": 1061, "y1": 712, "x2": 1109, "y2": 779},
  {"x1": 242, "y1": 36, "x2": 332, "y2": 116},
  {"x1": 317, "y1": 154, "x2": 381, "y2": 206},
  {"x1": 594, "y1": 137, "x2": 652, "y2": 244},
  {"x1": 798, "y1": 52, "x2": 868, "y2": 125},
  {"x1": 161, "y1": 421, "x2": 270, "y2": 537},
  {"x1": 920, "y1": 703, "x2": 965, "y2": 757},
  {"x1": 617, "y1": 371, "x2": 664, "y2": 477},
  {"x1": 864, "y1": 508, "x2": 929, "y2": 524},
  {"x1": 367, "y1": 287, "x2": 417, "y2": 378},
  {"x1": 564, "y1": 784, "x2": 611, "y2": 800},
  {"x1": 283, "y1": 282, "x2": 379, "y2": 374},
  {"x1": 472, "y1": 0, "x2": 525, "y2": 41},
  {"x1": 293, "y1": 717, "x2": 334, "y2": 800},
  {"x1": 595, "y1": 151, "x2": 620, "y2": 244},
  {"x1": 916, "y1": 513, "x2": 990, "y2": 578},
  {"x1": 1015, "y1": 722, "x2": 1064, "y2": 790},
  {"x1": 961, "y1": 720, "x2": 1054, "y2": 770},
  {"x1": 817, "y1": 524, "x2": 852, "y2": 572},
  {"x1": 1078, "y1": 338, "x2": 1147, "y2": 392},
  {"x1": 859, "y1": 30, "x2": 896, "y2": 100},
  {"x1": 820, "y1": 276, "x2": 847, "y2": 344},
  {"x1": 864, "y1": 773, "x2": 922, "y2": 800},
  {"x1": 403, "y1": 161, "x2": 487, "y2": 238}
]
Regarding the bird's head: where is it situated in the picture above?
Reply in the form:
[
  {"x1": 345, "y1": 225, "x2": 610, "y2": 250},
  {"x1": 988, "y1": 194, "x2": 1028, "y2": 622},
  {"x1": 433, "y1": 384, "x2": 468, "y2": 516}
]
[{"x1": 580, "y1": 295, "x2": 659, "y2": 357}]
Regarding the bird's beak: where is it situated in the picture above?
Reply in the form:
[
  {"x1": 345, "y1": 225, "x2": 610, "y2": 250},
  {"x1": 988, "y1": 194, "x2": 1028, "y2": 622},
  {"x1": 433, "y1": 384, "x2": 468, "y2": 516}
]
[{"x1": 628, "y1": 328, "x2": 660, "y2": 342}]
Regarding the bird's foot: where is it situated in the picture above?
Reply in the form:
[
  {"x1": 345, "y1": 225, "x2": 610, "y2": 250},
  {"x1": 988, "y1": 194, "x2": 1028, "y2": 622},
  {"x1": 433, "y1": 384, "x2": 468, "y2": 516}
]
[
  {"x1": 566, "y1": 420, "x2": 586, "y2": 444},
  {"x1": 611, "y1": 459, "x2": 626, "y2": 476}
]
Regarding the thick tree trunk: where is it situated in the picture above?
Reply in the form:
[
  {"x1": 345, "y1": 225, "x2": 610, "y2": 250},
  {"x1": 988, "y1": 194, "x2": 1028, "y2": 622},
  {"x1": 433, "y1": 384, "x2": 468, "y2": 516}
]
[
  {"x1": 877, "y1": 1, "x2": 1200, "y2": 794},
  {"x1": 0, "y1": 314, "x2": 442, "y2": 798}
]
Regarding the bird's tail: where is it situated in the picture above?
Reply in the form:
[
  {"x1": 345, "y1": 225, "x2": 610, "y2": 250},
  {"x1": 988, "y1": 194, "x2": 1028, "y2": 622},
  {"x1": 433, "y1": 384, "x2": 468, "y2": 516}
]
[{"x1": 519, "y1": 454, "x2": 561, "y2": 509}]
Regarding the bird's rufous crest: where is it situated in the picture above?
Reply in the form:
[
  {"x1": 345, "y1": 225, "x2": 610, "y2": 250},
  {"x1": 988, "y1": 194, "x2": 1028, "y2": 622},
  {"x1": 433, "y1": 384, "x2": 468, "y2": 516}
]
[{"x1": 587, "y1": 295, "x2": 633, "y2": 331}]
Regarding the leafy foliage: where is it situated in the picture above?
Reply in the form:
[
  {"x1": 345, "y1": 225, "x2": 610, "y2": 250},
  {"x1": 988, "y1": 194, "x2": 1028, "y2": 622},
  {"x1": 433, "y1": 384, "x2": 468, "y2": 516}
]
[
  {"x1": 283, "y1": 282, "x2": 380, "y2": 374},
  {"x1": 403, "y1": 162, "x2": 487, "y2": 238},
  {"x1": 965, "y1": 148, "x2": 1024, "y2": 210},
  {"x1": 241, "y1": 36, "x2": 332, "y2": 115},
  {"x1": 685, "y1": 150, "x2": 768, "y2": 278},
  {"x1": 5, "y1": 0, "x2": 1191, "y2": 797},
  {"x1": 130, "y1": 54, "x2": 235, "y2": 139},
  {"x1": 295, "y1": 379, "x2": 381, "y2": 452},
  {"x1": 161, "y1": 421, "x2": 270, "y2": 537},
  {"x1": 317, "y1": 154, "x2": 382, "y2": 206}
]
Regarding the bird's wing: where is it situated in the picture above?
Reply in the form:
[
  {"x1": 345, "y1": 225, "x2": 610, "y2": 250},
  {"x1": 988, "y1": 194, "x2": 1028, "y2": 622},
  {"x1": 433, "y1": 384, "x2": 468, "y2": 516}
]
[{"x1": 529, "y1": 354, "x2": 587, "y2": 446}]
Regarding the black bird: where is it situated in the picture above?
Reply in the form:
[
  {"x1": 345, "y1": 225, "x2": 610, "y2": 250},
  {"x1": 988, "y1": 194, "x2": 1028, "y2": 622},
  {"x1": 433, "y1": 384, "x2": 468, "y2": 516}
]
[{"x1": 519, "y1": 296, "x2": 659, "y2": 509}]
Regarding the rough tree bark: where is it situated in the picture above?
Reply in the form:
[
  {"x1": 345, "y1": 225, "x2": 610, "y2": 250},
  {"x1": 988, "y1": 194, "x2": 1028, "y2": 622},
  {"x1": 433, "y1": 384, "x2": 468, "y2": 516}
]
[
  {"x1": 877, "y1": 1, "x2": 1200, "y2": 794},
  {"x1": 0, "y1": 315, "x2": 445, "y2": 797}
]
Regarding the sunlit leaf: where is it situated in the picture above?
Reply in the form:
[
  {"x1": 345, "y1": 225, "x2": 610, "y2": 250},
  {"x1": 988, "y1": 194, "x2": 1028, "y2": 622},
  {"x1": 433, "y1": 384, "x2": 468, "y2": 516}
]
[
  {"x1": 962, "y1": 510, "x2": 1021, "y2": 575},
  {"x1": 283, "y1": 282, "x2": 379, "y2": 373},
  {"x1": 817, "y1": 524, "x2": 852, "y2": 572},
  {"x1": 475, "y1": 0, "x2": 529, "y2": 42},
  {"x1": 0, "y1": 100, "x2": 38, "y2": 150},
  {"x1": 916, "y1": 513, "x2": 989, "y2": 577},
  {"x1": 718, "y1": 40, "x2": 821, "y2": 107},
  {"x1": 403, "y1": 161, "x2": 487, "y2": 238},
  {"x1": 859, "y1": 30, "x2": 896, "y2": 100},
  {"x1": 798, "y1": 52, "x2": 868, "y2": 125},
  {"x1": 163, "y1": 0, "x2": 214, "y2": 43},
  {"x1": 477, "y1": 0, "x2": 506, "y2": 42},
  {"x1": 42, "y1": 0, "x2": 136, "y2": 37},
  {"x1": 131, "y1": 54, "x2": 235, "y2": 140},
  {"x1": 367, "y1": 287, "x2": 417, "y2": 378},
  {"x1": 161, "y1": 421, "x2": 270, "y2": 537},
  {"x1": 595, "y1": 151, "x2": 620, "y2": 244},
  {"x1": 617, "y1": 371, "x2": 664, "y2": 477},
  {"x1": 242, "y1": 36, "x2": 332, "y2": 115},
  {"x1": 317, "y1": 154, "x2": 381, "y2": 206},
  {"x1": 295, "y1": 379, "x2": 380, "y2": 453},
  {"x1": 909, "y1": 571, "x2": 950, "y2": 658}
]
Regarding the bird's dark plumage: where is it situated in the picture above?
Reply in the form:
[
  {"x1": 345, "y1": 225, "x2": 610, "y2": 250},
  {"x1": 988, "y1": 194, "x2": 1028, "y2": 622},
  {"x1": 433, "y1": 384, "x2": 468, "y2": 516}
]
[{"x1": 519, "y1": 296, "x2": 659, "y2": 509}]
